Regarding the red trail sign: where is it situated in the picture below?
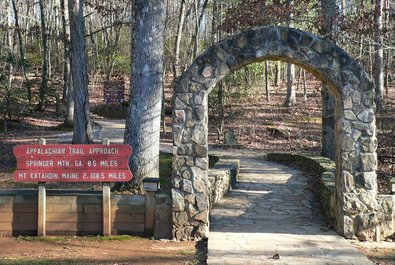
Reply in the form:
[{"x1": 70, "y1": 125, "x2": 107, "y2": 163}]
[{"x1": 13, "y1": 144, "x2": 133, "y2": 182}]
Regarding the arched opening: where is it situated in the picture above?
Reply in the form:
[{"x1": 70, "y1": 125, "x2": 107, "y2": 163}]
[{"x1": 172, "y1": 27, "x2": 378, "y2": 241}]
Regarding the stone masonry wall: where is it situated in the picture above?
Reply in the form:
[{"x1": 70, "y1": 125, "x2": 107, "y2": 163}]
[{"x1": 172, "y1": 26, "x2": 378, "y2": 241}]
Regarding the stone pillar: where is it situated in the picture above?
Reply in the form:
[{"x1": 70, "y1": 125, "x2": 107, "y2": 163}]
[
  {"x1": 172, "y1": 86, "x2": 210, "y2": 240},
  {"x1": 336, "y1": 79, "x2": 379, "y2": 240}
]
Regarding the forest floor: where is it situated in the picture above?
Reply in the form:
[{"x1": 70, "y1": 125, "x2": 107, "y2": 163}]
[
  {"x1": 0, "y1": 75, "x2": 394, "y2": 264},
  {"x1": 0, "y1": 235, "x2": 205, "y2": 265}
]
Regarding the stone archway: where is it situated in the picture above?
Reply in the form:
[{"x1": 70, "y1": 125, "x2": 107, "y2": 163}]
[{"x1": 172, "y1": 26, "x2": 378, "y2": 241}]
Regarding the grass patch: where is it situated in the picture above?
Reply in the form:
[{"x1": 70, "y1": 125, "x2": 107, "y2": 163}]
[
  {"x1": 159, "y1": 152, "x2": 173, "y2": 191},
  {"x1": 91, "y1": 235, "x2": 140, "y2": 241},
  {"x1": 18, "y1": 236, "x2": 69, "y2": 243},
  {"x1": 6, "y1": 167, "x2": 16, "y2": 174}
]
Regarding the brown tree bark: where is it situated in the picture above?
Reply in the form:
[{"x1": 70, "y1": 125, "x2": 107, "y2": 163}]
[
  {"x1": 37, "y1": 0, "x2": 49, "y2": 111},
  {"x1": 68, "y1": 0, "x2": 93, "y2": 143},
  {"x1": 320, "y1": 0, "x2": 336, "y2": 160},
  {"x1": 60, "y1": 0, "x2": 73, "y2": 126}
]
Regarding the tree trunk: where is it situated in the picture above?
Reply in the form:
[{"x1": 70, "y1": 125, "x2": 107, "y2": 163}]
[
  {"x1": 217, "y1": 81, "x2": 225, "y2": 140},
  {"x1": 68, "y1": 0, "x2": 93, "y2": 143},
  {"x1": 274, "y1": 61, "x2": 280, "y2": 87},
  {"x1": 264, "y1": 61, "x2": 270, "y2": 102},
  {"x1": 11, "y1": 0, "x2": 32, "y2": 104},
  {"x1": 374, "y1": 0, "x2": 384, "y2": 111},
  {"x1": 60, "y1": 0, "x2": 73, "y2": 126},
  {"x1": 320, "y1": 0, "x2": 336, "y2": 160},
  {"x1": 173, "y1": 0, "x2": 186, "y2": 79},
  {"x1": 124, "y1": 0, "x2": 165, "y2": 192},
  {"x1": 6, "y1": 0, "x2": 14, "y2": 120},
  {"x1": 302, "y1": 69, "x2": 307, "y2": 103},
  {"x1": 37, "y1": 0, "x2": 49, "y2": 111},
  {"x1": 283, "y1": 63, "x2": 296, "y2": 107}
]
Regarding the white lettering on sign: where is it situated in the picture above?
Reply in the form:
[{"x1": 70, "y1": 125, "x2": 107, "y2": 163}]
[
  {"x1": 69, "y1": 147, "x2": 84, "y2": 155},
  {"x1": 29, "y1": 172, "x2": 59, "y2": 180},
  {"x1": 108, "y1": 172, "x2": 126, "y2": 180},
  {"x1": 89, "y1": 148, "x2": 119, "y2": 155},
  {"x1": 61, "y1": 172, "x2": 79, "y2": 179},
  {"x1": 57, "y1": 160, "x2": 70, "y2": 167},
  {"x1": 26, "y1": 147, "x2": 66, "y2": 155},
  {"x1": 87, "y1": 160, "x2": 97, "y2": 166},
  {"x1": 18, "y1": 172, "x2": 27, "y2": 179},
  {"x1": 100, "y1": 160, "x2": 118, "y2": 167},
  {"x1": 26, "y1": 160, "x2": 54, "y2": 167}
]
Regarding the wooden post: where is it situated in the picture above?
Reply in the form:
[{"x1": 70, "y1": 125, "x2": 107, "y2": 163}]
[
  {"x1": 38, "y1": 138, "x2": 46, "y2": 236},
  {"x1": 145, "y1": 191, "x2": 156, "y2": 235},
  {"x1": 102, "y1": 138, "x2": 111, "y2": 236},
  {"x1": 143, "y1": 178, "x2": 159, "y2": 235},
  {"x1": 102, "y1": 183, "x2": 111, "y2": 236}
]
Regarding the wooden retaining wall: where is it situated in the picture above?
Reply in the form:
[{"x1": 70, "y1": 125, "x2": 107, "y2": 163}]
[{"x1": 0, "y1": 190, "x2": 146, "y2": 236}]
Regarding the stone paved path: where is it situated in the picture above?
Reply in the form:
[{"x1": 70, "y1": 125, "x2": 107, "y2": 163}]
[
  {"x1": 208, "y1": 157, "x2": 373, "y2": 265},
  {"x1": 51, "y1": 119, "x2": 373, "y2": 264}
]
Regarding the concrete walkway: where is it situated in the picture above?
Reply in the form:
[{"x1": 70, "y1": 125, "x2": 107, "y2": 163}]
[
  {"x1": 207, "y1": 157, "x2": 373, "y2": 265},
  {"x1": 49, "y1": 118, "x2": 172, "y2": 153}
]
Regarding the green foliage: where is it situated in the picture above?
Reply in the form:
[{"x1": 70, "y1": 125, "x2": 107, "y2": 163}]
[{"x1": 159, "y1": 152, "x2": 173, "y2": 191}]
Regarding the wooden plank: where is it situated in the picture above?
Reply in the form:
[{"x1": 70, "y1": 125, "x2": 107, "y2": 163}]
[
  {"x1": 14, "y1": 196, "x2": 38, "y2": 204},
  {"x1": 0, "y1": 213, "x2": 37, "y2": 222},
  {"x1": 46, "y1": 213, "x2": 102, "y2": 223},
  {"x1": 46, "y1": 196, "x2": 78, "y2": 204},
  {"x1": 46, "y1": 204, "x2": 83, "y2": 213},
  {"x1": 82, "y1": 222, "x2": 102, "y2": 233},
  {"x1": 38, "y1": 183, "x2": 46, "y2": 236},
  {"x1": 102, "y1": 184, "x2": 111, "y2": 236},
  {"x1": 46, "y1": 222, "x2": 82, "y2": 232},
  {"x1": 0, "y1": 221, "x2": 37, "y2": 230},
  {"x1": 145, "y1": 192, "x2": 156, "y2": 234},
  {"x1": 111, "y1": 213, "x2": 144, "y2": 223},
  {"x1": 112, "y1": 195, "x2": 145, "y2": 205},
  {"x1": 0, "y1": 203, "x2": 38, "y2": 213},
  {"x1": 14, "y1": 203, "x2": 38, "y2": 213},
  {"x1": 0, "y1": 196, "x2": 15, "y2": 204},
  {"x1": 112, "y1": 222, "x2": 145, "y2": 233},
  {"x1": 111, "y1": 204, "x2": 145, "y2": 214},
  {"x1": 84, "y1": 204, "x2": 102, "y2": 213}
]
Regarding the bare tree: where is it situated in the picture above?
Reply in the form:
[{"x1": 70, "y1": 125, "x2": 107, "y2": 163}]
[
  {"x1": 37, "y1": 0, "x2": 49, "y2": 111},
  {"x1": 124, "y1": 0, "x2": 166, "y2": 192},
  {"x1": 374, "y1": 0, "x2": 384, "y2": 111},
  {"x1": 173, "y1": 0, "x2": 187, "y2": 79},
  {"x1": 68, "y1": 0, "x2": 93, "y2": 143},
  {"x1": 60, "y1": 0, "x2": 73, "y2": 126},
  {"x1": 320, "y1": 0, "x2": 336, "y2": 160}
]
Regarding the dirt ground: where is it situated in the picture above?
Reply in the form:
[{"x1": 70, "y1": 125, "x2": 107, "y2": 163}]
[{"x1": 0, "y1": 236, "x2": 205, "y2": 265}]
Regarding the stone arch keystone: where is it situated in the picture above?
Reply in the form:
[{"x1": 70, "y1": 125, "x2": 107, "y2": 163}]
[{"x1": 172, "y1": 26, "x2": 378, "y2": 241}]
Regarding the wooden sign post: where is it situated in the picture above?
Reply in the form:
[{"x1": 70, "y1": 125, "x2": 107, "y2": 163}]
[
  {"x1": 38, "y1": 138, "x2": 46, "y2": 236},
  {"x1": 13, "y1": 139, "x2": 133, "y2": 237}
]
